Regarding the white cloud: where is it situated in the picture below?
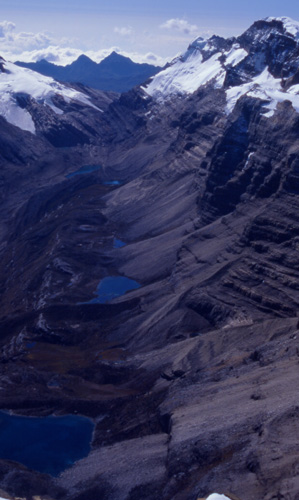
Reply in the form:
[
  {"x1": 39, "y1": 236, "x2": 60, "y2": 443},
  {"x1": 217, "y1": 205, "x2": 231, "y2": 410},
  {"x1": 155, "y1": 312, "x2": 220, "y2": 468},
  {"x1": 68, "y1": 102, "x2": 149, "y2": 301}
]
[
  {"x1": 0, "y1": 19, "x2": 56, "y2": 54},
  {"x1": 143, "y1": 53, "x2": 164, "y2": 64},
  {"x1": 117, "y1": 51, "x2": 166, "y2": 66},
  {"x1": 160, "y1": 18, "x2": 199, "y2": 35},
  {"x1": 0, "y1": 20, "x2": 15, "y2": 38},
  {"x1": 11, "y1": 46, "x2": 84, "y2": 64},
  {"x1": 4, "y1": 45, "x2": 167, "y2": 67},
  {"x1": 114, "y1": 26, "x2": 133, "y2": 36},
  {"x1": 0, "y1": 20, "x2": 168, "y2": 68}
]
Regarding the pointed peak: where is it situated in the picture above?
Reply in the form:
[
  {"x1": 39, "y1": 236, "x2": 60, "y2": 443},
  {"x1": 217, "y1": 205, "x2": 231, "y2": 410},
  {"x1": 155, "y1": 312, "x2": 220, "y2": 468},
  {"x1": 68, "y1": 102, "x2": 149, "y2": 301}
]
[
  {"x1": 71, "y1": 54, "x2": 96, "y2": 67},
  {"x1": 76, "y1": 54, "x2": 94, "y2": 62},
  {"x1": 66, "y1": 54, "x2": 96, "y2": 68},
  {"x1": 105, "y1": 51, "x2": 130, "y2": 61},
  {"x1": 98, "y1": 51, "x2": 136, "y2": 69}
]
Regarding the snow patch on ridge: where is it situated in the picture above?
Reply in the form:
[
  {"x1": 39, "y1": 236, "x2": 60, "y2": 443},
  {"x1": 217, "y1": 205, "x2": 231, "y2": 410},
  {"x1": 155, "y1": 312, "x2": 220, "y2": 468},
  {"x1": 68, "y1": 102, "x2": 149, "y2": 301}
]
[
  {"x1": 143, "y1": 51, "x2": 226, "y2": 100},
  {"x1": 226, "y1": 67, "x2": 299, "y2": 117},
  {"x1": 243, "y1": 152, "x2": 254, "y2": 169},
  {"x1": 266, "y1": 16, "x2": 299, "y2": 39},
  {"x1": 143, "y1": 43, "x2": 248, "y2": 101},
  {"x1": 206, "y1": 494, "x2": 232, "y2": 500},
  {"x1": 225, "y1": 47, "x2": 248, "y2": 67},
  {"x1": 0, "y1": 91, "x2": 36, "y2": 133},
  {"x1": 0, "y1": 59, "x2": 102, "y2": 133}
]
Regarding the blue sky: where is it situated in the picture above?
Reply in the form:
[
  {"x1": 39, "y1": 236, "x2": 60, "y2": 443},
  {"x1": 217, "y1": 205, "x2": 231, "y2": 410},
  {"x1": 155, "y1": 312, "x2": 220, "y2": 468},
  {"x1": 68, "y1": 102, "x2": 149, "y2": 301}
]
[{"x1": 1, "y1": 0, "x2": 299, "y2": 65}]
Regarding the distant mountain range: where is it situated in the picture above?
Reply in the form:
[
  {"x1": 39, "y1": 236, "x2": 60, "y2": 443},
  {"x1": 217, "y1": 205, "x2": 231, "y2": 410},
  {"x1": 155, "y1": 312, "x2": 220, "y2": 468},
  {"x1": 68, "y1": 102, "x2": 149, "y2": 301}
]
[{"x1": 15, "y1": 52, "x2": 162, "y2": 93}]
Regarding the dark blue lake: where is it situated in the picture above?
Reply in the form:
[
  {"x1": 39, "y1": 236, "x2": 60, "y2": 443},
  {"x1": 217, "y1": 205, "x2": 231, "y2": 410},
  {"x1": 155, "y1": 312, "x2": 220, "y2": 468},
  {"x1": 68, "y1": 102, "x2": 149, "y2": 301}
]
[
  {"x1": 84, "y1": 276, "x2": 141, "y2": 304},
  {"x1": 66, "y1": 164, "x2": 102, "y2": 178},
  {"x1": 103, "y1": 180, "x2": 122, "y2": 186},
  {"x1": 0, "y1": 411, "x2": 94, "y2": 476},
  {"x1": 113, "y1": 238, "x2": 126, "y2": 249},
  {"x1": 26, "y1": 341, "x2": 36, "y2": 350}
]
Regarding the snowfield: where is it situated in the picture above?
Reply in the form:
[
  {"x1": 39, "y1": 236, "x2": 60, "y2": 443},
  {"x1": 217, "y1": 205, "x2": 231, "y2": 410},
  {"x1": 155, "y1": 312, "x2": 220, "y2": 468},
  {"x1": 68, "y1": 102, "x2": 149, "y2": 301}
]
[
  {"x1": 0, "y1": 58, "x2": 101, "y2": 133},
  {"x1": 143, "y1": 50, "x2": 227, "y2": 99},
  {"x1": 226, "y1": 67, "x2": 299, "y2": 117},
  {"x1": 266, "y1": 16, "x2": 299, "y2": 38},
  {"x1": 206, "y1": 494, "x2": 232, "y2": 500}
]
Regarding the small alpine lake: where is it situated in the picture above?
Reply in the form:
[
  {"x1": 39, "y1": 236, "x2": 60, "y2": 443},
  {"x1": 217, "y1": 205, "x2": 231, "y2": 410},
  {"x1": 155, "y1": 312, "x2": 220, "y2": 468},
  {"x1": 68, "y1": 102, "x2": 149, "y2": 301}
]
[
  {"x1": 0, "y1": 411, "x2": 94, "y2": 476},
  {"x1": 113, "y1": 238, "x2": 126, "y2": 248},
  {"x1": 83, "y1": 276, "x2": 141, "y2": 304},
  {"x1": 102, "y1": 180, "x2": 122, "y2": 186},
  {"x1": 66, "y1": 164, "x2": 102, "y2": 178},
  {"x1": 65, "y1": 165, "x2": 122, "y2": 187}
]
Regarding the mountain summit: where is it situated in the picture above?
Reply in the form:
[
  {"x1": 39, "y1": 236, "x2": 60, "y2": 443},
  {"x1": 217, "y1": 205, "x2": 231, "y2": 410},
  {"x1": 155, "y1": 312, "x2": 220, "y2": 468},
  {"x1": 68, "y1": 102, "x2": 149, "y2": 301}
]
[{"x1": 143, "y1": 16, "x2": 299, "y2": 117}]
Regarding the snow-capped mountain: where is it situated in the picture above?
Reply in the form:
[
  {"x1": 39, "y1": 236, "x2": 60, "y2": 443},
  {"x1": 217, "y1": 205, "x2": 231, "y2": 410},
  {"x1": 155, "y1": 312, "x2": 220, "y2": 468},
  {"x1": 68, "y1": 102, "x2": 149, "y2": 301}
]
[
  {"x1": 143, "y1": 17, "x2": 299, "y2": 117},
  {"x1": 0, "y1": 56, "x2": 102, "y2": 134}
]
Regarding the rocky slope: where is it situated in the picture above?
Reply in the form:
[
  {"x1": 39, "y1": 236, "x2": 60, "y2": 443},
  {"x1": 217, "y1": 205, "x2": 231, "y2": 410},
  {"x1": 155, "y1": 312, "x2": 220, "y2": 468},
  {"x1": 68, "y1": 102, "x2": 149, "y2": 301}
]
[{"x1": 0, "y1": 16, "x2": 299, "y2": 500}]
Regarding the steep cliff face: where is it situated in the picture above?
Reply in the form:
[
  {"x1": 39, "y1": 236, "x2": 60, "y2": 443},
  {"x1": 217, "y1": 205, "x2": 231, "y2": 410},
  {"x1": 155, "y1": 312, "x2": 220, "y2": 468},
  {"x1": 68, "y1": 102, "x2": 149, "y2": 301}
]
[{"x1": 0, "y1": 18, "x2": 299, "y2": 500}]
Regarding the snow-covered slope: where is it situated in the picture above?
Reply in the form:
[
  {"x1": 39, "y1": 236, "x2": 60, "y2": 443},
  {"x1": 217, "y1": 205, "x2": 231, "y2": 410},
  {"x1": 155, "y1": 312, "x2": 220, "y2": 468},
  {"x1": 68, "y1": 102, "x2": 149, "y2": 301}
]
[
  {"x1": 266, "y1": 16, "x2": 299, "y2": 38},
  {"x1": 226, "y1": 68, "x2": 299, "y2": 117},
  {"x1": 206, "y1": 495, "x2": 232, "y2": 500},
  {"x1": 0, "y1": 57, "x2": 101, "y2": 134},
  {"x1": 143, "y1": 17, "x2": 299, "y2": 117},
  {"x1": 143, "y1": 41, "x2": 247, "y2": 98}
]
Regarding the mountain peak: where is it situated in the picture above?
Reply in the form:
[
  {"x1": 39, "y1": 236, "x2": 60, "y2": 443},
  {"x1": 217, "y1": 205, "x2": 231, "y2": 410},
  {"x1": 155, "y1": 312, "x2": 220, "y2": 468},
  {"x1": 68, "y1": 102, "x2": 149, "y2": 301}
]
[
  {"x1": 264, "y1": 16, "x2": 299, "y2": 39},
  {"x1": 108, "y1": 51, "x2": 122, "y2": 57},
  {"x1": 76, "y1": 54, "x2": 94, "y2": 62},
  {"x1": 241, "y1": 16, "x2": 299, "y2": 47},
  {"x1": 103, "y1": 51, "x2": 131, "y2": 63},
  {"x1": 98, "y1": 51, "x2": 139, "y2": 71},
  {"x1": 70, "y1": 54, "x2": 96, "y2": 68},
  {"x1": 143, "y1": 15, "x2": 299, "y2": 116}
]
